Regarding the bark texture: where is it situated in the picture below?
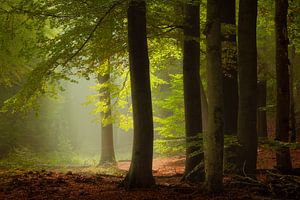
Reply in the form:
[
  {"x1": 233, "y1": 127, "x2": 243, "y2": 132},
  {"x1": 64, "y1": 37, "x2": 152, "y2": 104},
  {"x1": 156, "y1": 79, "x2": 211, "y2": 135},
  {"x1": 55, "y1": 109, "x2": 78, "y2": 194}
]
[
  {"x1": 221, "y1": 0, "x2": 238, "y2": 136},
  {"x1": 275, "y1": 0, "x2": 292, "y2": 172},
  {"x1": 123, "y1": 0, "x2": 155, "y2": 188},
  {"x1": 98, "y1": 64, "x2": 116, "y2": 165},
  {"x1": 205, "y1": 0, "x2": 224, "y2": 192},
  {"x1": 237, "y1": 0, "x2": 258, "y2": 175},
  {"x1": 182, "y1": 0, "x2": 204, "y2": 182}
]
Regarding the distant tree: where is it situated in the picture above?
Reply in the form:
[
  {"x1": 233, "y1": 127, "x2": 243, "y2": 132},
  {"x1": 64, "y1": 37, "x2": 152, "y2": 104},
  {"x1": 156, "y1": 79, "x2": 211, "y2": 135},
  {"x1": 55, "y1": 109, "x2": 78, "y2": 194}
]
[
  {"x1": 237, "y1": 0, "x2": 258, "y2": 175},
  {"x1": 221, "y1": 0, "x2": 238, "y2": 136},
  {"x1": 182, "y1": 0, "x2": 204, "y2": 182},
  {"x1": 122, "y1": 0, "x2": 155, "y2": 188},
  {"x1": 290, "y1": 45, "x2": 296, "y2": 143},
  {"x1": 200, "y1": 80, "x2": 208, "y2": 131},
  {"x1": 275, "y1": 0, "x2": 292, "y2": 172},
  {"x1": 204, "y1": 0, "x2": 224, "y2": 192},
  {"x1": 288, "y1": 0, "x2": 299, "y2": 143},
  {"x1": 257, "y1": 80, "x2": 267, "y2": 138},
  {"x1": 98, "y1": 61, "x2": 116, "y2": 165}
]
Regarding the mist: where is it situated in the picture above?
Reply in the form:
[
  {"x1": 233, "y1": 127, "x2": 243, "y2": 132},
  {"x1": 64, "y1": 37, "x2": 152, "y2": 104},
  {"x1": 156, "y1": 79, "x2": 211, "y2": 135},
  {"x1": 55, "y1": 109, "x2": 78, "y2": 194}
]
[{"x1": 0, "y1": 78, "x2": 133, "y2": 166}]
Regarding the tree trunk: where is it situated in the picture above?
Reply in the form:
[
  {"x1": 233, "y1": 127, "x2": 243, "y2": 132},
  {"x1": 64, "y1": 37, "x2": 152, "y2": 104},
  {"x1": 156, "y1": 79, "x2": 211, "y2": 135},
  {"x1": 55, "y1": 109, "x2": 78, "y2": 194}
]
[
  {"x1": 122, "y1": 0, "x2": 155, "y2": 188},
  {"x1": 257, "y1": 80, "x2": 268, "y2": 138},
  {"x1": 182, "y1": 0, "x2": 204, "y2": 182},
  {"x1": 98, "y1": 62, "x2": 116, "y2": 165},
  {"x1": 290, "y1": 45, "x2": 296, "y2": 143},
  {"x1": 275, "y1": 0, "x2": 292, "y2": 172},
  {"x1": 200, "y1": 80, "x2": 208, "y2": 132},
  {"x1": 237, "y1": 0, "x2": 258, "y2": 175},
  {"x1": 204, "y1": 0, "x2": 224, "y2": 192},
  {"x1": 221, "y1": 0, "x2": 238, "y2": 136}
]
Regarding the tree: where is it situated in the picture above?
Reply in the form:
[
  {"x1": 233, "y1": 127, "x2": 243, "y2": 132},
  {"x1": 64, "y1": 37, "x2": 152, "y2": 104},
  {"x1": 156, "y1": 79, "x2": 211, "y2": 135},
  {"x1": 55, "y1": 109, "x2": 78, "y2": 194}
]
[
  {"x1": 288, "y1": 0, "x2": 299, "y2": 143},
  {"x1": 221, "y1": 0, "x2": 238, "y2": 136},
  {"x1": 237, "y1": 0, "x2": 258, "y2": 175},
  {"x1": 290, "y1": 45, "x2": 296, "y2": 143},
  {"x1": 0, "y1": 1, "x2": 42, "y2": 87},
  {"x1": 275, "y1": 0, "x2": 292, "y2": 172},
  {"x1": 200, "y1": 80, "x2": 208, "y2": 131},
  {"x1": 122, "y1": 0, "x2": 155, "y2": 188},
  {"x1": 257, "y1": 80, "x2": 267, "y2": 138},
  {"x1": 204, "y1": 0, "x2": 224, "y2": 192},
  {"x1": 98, "y1": 61, "x2": 116, "y2": 165},
  {"x1": 182, "y1": 0, "x2": 204, "y2": 182},
  {"x1": 1, "y1": 0, "x2": 127, "y2": 113}
]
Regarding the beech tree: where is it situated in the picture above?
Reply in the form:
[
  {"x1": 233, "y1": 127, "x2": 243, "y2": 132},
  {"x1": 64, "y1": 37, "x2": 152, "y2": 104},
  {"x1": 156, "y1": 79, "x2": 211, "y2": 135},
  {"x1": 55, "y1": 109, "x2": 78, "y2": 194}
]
[
  {"x1": 204, "y1": 0, "x2": 224, "y2": 192},
  {"x1": 221, "y1": 0, "x2": 238, "y2": 136},
  {"x1": 122, "y1": 0, "x2": 155, "y2": 188},
  {"x1": 98, "y1": 61, "x2": 116, "y2": 165},
  {"x1": 237, "y1": 0, "x2": 258, "y2": 175},
  {"x1": 275, "y1": 0, "x2": 292, "y2": 172},
  {"x1": 182, "y1": 0, "x2": 204, "y2": 182}
]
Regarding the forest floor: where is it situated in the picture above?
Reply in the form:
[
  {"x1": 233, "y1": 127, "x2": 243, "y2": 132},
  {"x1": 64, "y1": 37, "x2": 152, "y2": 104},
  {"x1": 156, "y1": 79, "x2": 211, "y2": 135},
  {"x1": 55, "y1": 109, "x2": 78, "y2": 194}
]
[{"x1": 0, "y1": 147, "x2": 300, "y2": 200}]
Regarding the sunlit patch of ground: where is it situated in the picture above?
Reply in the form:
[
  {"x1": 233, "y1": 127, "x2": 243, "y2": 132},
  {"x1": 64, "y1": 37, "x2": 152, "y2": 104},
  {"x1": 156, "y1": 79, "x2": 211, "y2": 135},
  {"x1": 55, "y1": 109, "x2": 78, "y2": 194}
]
[
  {"x1": 118, "y1": 156, "x2": 185, "y2": 176},
  {"x1": 257, "y1": 148, "x2": 300, "y2": 169},
  {"x1": 117, "y1": 147, "x2": 300, "y2": 176}
]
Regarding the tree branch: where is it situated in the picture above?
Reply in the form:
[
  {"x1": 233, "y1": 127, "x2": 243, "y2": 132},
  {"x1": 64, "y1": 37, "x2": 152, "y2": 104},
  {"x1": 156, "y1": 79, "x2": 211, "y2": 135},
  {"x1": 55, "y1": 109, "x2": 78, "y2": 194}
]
[{"x1": 60, "y1": 0, "x2": 124, "y2": 68}]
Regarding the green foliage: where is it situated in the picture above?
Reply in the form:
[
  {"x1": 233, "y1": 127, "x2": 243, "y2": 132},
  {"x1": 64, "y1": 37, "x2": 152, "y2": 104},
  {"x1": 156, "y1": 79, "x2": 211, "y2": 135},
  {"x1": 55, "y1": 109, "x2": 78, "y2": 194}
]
[
  {"x1": 86, "y1": 55, "x2": 133, "y2": 132},
  {"x1": 154, "y1": 74, "x2": 185, "y2": 155},
  {"x1": 259, "y1": 138, "x2": 300, "y2": 151},
  {"x1": 289, "y1": 0, "x2": 300, "y2": 51},
  {"x1": 1, "y1": 0, "x2": 128, "y2": 113},
  {"x1": 0, "y1": 146, "x2": 78, "y2": 169}
]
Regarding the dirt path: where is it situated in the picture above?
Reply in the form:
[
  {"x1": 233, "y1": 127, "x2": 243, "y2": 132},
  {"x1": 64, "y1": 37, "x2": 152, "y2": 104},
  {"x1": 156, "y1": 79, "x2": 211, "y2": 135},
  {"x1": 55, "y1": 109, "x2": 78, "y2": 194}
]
[
  {"x1": 118, "y1": 156, "x2": 185, "y2": 176},
  {"x1": 118, "y1": 148, "x2": 300, "y2": 176}
]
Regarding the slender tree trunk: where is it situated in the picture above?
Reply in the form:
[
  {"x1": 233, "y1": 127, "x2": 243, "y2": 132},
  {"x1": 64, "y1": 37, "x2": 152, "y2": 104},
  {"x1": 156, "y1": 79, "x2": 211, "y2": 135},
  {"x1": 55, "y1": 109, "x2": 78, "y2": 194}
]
[
  {"x1": 275, "y1": 0, "x2": 292, "y2": 172},
  {"x1": 257, "y1": 80, "x2": 268, "y2": 138},
  {"x1": 182, "y1": 0, "x2": 204, "y2": 182},
  {"x1": 200, "y1": 80, "x2": 208, "y2": 132},
  {"x1": 290, "y1": 45, "x2": 296, "y2": 143},
  {"x1": 204, "y1": 0, "x2": 224, "y2": 192},
  {"x1": 221, "y1": 0, "x2": 238, "y2": 136},
  {"x1": 237, "y1": 0, "x2": 258, "y2": 175},
  {"x1": 98, "y1": 62, "x2": 116, "y2": 165},
  {"x1": 122, "y1": 0, "x2": 155, "y2": 188}
]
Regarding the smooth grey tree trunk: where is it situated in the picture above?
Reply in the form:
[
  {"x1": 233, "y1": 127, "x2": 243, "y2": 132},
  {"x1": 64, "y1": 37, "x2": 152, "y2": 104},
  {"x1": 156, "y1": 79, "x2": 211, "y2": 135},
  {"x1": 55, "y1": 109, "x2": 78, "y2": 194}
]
[
  {"x1": 204, "y1": 0, "x2": 224, "y2": 192},
  {"x1": 98, "y1": 63, "x2": 116, "y2": 165}
]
